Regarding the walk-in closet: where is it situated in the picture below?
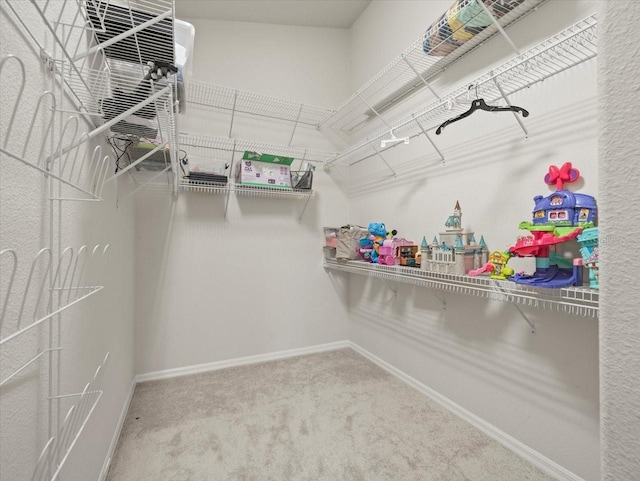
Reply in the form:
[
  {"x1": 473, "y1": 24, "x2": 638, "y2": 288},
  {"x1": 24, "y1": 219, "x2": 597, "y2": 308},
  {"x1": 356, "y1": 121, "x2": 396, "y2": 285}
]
[{"x1": 1, "y1": 1, "x2": 638, "y2": 480}]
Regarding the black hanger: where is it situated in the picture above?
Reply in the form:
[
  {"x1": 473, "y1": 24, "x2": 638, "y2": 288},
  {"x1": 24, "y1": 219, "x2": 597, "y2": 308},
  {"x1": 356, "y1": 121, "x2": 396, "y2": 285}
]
[{"x1": 436, "y1": 98, "x2": 529, "y2": 135}]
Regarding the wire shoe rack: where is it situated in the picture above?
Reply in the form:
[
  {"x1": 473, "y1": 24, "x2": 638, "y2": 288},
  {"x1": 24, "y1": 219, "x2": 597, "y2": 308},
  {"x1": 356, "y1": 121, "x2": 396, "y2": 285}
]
[
  {"x1": 30, "y1": 353, "x2": 110, "y2": 481},
  {"x1": 1, "y1": 1, "x2": 179, "y2": 479}
]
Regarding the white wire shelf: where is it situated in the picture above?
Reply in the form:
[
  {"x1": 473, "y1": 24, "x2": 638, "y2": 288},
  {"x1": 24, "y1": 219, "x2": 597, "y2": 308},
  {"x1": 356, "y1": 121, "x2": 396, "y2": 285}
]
[
  {"x1": 187, "y1": 81, "x2": 335, "y2": 128},
  {"x1": 30, "y1": 353, "x2": 109, "y2": 481},
  {"x1": 180, "y1": 180, "x2": 315, "y2": 199},
  {"x1": 321, "y1": 0, "x2": 547, "y2": 137},
  {"x1": 324, "y1": 259, "x2": 599, "y2": 318},
  {"x1": 0, "y1": 245, "x2": 109, "y2": 349},
  {"x1": 327, "y1": 14, "x2": 597, "y2": 167}
]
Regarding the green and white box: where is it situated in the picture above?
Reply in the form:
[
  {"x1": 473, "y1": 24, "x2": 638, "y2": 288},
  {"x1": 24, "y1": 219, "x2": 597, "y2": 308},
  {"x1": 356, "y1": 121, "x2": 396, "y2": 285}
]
[{"x1": 236, "y1": 151, "x2": 295, "y2": 189}]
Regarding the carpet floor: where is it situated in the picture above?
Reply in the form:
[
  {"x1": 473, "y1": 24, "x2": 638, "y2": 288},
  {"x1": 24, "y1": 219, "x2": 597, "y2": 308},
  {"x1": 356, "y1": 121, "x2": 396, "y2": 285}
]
[{"x1": 107, "y1": 348, "x2": 555, "y2": 481}]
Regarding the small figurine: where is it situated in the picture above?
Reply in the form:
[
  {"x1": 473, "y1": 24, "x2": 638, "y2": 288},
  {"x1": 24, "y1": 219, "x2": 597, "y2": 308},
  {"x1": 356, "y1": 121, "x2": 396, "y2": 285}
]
[{"x1": 468, "y1": 251, "x2": 514, "y2": 279}]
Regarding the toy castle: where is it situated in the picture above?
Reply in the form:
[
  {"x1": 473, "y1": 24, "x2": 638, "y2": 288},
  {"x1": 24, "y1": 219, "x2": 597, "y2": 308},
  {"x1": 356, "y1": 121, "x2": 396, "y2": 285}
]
[{"x1": 420, "y1": 201, "x2": 488, "y2": 275}]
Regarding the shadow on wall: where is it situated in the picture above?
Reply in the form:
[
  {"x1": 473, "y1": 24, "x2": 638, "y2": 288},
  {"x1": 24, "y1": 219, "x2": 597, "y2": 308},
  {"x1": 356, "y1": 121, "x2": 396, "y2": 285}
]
[{"x1": 345, "y1": 277, "x2": 598, "y2": 419}]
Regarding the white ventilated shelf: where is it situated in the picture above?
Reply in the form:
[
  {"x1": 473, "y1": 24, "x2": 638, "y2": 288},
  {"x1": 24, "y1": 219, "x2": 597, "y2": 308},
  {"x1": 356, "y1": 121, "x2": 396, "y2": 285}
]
[
  {"x1": 179, "y1": 133, "x2": 326, "y2": 197},
  {"x1": 327, "y1": 14, "x2": 597, "y2": 167},
  {"x1": 322, "y1": 0, "x2": 547, "y2": 137},
  {"x1": 324, "y1": 259, "x2": 599, "y2": 318},
  {"x1": 187, "y1": 81, "x2": 335, "y2": 128},
  {"x1": 180, "y1": 180, "x2": 316, "y2": 199}
]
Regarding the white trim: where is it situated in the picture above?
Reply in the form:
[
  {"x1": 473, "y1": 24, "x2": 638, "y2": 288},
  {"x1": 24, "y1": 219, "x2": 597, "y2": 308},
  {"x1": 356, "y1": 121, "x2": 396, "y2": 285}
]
[
  {"x1": 98, "y1": 378, "x2": 136, "y2": 481},
  {"x1": 347, "y1": 341, "x2": 585, "y2": 481},
  {"x1": 135, "y1": 341, "x2": 351, "y2": 383}
]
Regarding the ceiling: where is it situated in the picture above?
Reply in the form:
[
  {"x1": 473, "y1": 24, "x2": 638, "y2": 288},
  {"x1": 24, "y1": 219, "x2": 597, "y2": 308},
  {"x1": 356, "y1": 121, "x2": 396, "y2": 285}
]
[{"x1": 175, "y1": 0, "x2": 372, "y2": 29}]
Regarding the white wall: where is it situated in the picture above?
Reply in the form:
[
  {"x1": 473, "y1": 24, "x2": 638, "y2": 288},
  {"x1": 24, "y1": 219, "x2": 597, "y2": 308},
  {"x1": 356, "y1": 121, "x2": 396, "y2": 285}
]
[
  {"x1": 133, "y1": 19, "x2": 351, "y2": 375},
  {"x1": 344, "y1": 1, "x2": 601, "y2": 479},
  {"x1": 599, "y1": 1, "x2": 640, "y2": 480},
  {"x1": 0, "y1": 6, "x2": 136, "y2": 481}
]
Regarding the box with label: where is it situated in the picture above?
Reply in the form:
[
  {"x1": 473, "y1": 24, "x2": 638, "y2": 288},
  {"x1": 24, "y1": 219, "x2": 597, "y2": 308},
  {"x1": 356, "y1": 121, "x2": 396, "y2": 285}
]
[{"x1": 235, "y1": 151, "x2": 294, "y2": 189}]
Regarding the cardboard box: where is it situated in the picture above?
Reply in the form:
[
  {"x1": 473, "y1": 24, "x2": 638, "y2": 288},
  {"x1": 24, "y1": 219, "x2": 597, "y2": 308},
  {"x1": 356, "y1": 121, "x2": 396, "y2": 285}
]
[{"x1": 235, "y1": 151, "x2": 294, "y2": 189}]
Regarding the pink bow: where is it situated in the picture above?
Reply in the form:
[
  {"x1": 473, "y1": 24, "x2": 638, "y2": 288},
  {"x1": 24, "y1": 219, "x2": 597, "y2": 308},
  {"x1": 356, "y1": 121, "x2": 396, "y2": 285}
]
[{"x1": 544, "y1": 162, "x2": 580, "y2": 190}]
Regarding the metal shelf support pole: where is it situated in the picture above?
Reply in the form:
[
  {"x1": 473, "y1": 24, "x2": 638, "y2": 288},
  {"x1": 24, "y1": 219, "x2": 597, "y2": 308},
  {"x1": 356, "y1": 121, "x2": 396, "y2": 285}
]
[
  {"x1": 414, "y1": 115, "x2": 445, "y2": 164},
  {"x1": 228, "y1": 91, "x2": 238, "y2": 138},
  {"x1": 298, "y1": 194, "x2": 312, "y2": 223},
  {"x1": 356, "y1": 93, "x2": 393, "y2": 130},
  {"x1": 224, "y1": 141, "x2": 238, "y2": 219},
  {"x1": 492, "y1": 76, "x2": 529, "y2": 139},
  {"x1": 403, "y1": 55, "x2": 441, "y2": 100},
  {"x1": 288, "y1": 105, "x2": 304, "y2": 146},
  {"x1": 370, "y1": 143, "x2": 397, "y2": 177},
  {"x1": 478, "y1": 0, "x2": 521, "y2": 55}
]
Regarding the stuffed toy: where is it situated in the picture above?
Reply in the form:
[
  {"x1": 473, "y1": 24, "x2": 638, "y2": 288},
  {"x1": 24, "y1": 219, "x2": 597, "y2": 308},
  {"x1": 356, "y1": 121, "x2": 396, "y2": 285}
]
[{"x1": 360, "y1": 223, "x2": 398, "y2": 263}]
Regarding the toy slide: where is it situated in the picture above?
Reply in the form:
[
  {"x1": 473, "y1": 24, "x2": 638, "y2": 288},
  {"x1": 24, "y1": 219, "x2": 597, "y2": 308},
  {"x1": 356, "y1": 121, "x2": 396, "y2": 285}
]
[
  {"x1": 509, "y1": 227, "x2": 582, "y2": 257},
  {"x1": 468, "y1": 263, "x2": 493, "y2": 276}
]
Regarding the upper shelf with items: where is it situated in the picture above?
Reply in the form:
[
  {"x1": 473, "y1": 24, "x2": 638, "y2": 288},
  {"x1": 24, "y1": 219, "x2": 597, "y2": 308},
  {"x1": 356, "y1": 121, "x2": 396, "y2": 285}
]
[
  {"x1": 326, "y1": 13, "x2": 597, "y2": 169},
  {"x1": 178, "y1": 133, "x2": 331, "y2": 219},
  {"x1": 320, "y1": 0, "x2": 548, "y2": 138}
]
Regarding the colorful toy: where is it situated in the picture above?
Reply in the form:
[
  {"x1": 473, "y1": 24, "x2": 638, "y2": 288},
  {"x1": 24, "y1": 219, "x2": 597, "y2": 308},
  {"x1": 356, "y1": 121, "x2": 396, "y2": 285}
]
[
  {"x1": 420, "y1": 201, "x2": 488, "y2": 275},
  {"x1": 577, "y1": 227, "x2": 599, "y2": 289},
  {"x1": 359, "y1": 223, "x2": 398, "y2": 263},
  {"x1": 509, "y1": 163, "x2": 597, "y2": 288},
  {"x1": 378, "y1": 237, "x2": 415, "y2": 266},
  {"x1": 468, "y1": 251, "x2": 514, "y2": 279},
  {"x1": 399, "y1": 245, "x2": 419, "y2": 266}
]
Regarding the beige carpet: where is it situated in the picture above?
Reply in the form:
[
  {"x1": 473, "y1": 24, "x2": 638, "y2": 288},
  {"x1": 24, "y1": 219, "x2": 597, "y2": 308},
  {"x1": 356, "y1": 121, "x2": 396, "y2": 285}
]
[{"x1": 107, "y1": 349, "x2": 554, "y2": 481}]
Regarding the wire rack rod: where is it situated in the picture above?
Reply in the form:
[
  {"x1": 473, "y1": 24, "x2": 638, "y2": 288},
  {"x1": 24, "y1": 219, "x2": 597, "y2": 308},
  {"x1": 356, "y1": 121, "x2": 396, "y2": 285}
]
[
  {"x1": 186, "y1": 81, "x2": 335, "y2": 127},
  {"x1": 324, "y1": 259, "x2": 599, "y2": 318},
  {"x1": 30, "y1": 353, "x2": 109, "y2": 481},
  {"x1": 322, "y1": 0, "x2": 547, "y2": 136},
  {"x1": 0, "y1": 245, "x2": 110, "y2": 347},
  {"x1": 328, "y1": 14, "x2": 597, "y2": 167}
]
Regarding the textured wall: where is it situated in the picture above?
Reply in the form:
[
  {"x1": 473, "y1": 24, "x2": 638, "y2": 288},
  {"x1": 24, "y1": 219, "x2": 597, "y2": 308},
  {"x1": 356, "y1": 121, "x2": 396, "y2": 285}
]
[
  {"x1": 133, "y1": 18, "x2": 352, "y2": 375},
  {"x1": 346, "y1": 1, "x2": 602, "y2": 479},
  {"x1": 599, "y1": 1, "x2": 640, "y2": 480}
]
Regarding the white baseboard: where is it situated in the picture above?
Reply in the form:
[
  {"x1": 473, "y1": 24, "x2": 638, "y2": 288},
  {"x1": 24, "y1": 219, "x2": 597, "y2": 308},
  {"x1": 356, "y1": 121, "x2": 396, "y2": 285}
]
[
  {"x1": 98, "y1": 377, "x2": 136, "y2": 481},
  {"x1": 347, "y1": 341, "x2": 585, "y2": 481},
  {"x1": 135, "y1": 341, "x2": 351, "y2": 383}
]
